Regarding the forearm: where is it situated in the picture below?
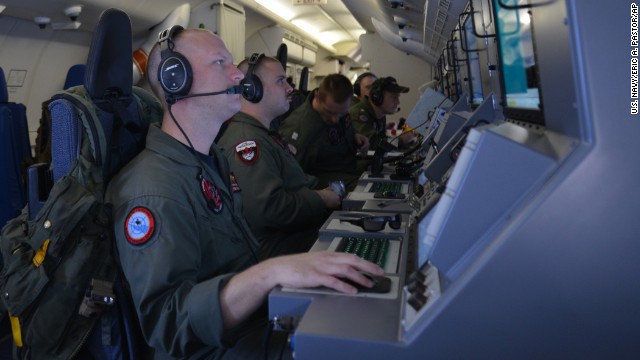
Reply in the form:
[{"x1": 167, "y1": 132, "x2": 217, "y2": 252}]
[{"x1": 218, "y1": 260, "x2": 279, "y2": 329}]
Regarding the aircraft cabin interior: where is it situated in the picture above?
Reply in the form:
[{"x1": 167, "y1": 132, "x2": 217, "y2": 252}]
[{"x1": 0, "y1": 0, "x2": 638, "y2": 358}]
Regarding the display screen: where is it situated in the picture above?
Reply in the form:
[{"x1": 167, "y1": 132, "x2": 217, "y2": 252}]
[
  {"x1": 493, "y1": 0, "x2": 545, "y2": 125},
  {"x1": 462, "y1": 14, "x2": 484, "y2": 105}
]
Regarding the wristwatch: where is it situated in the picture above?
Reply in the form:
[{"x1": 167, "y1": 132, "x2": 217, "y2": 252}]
[{"x1": 328, "y1": 180, "x2": 346, "y2": 199}]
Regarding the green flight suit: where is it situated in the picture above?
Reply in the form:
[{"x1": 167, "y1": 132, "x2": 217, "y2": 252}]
[
  {"x1": 217, "y1": 112, "x2": 327, "y2": 258},
  {"x1": 349, "y1": 97, "x2": 387, "y2": 151},
  {"x1": 107, "y1": 125, "x2": 262, "y2": 359},
  {"x1": 278, "y1": 91, "x2": 362, "y2": 191}
]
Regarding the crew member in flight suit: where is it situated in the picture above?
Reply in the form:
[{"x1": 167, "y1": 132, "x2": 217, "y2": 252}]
[
  {"x1": 349, "y1": 76, "x2": 409, "y2": 151},
  {"x1": 217, "y1": 54, "x2": 342, "y2": 258},
  {"x1": 106, "y1": 28, "x2": 382, "y2": 359},
  {"x1": 278, "y1": 73, "x2": 370, "y2": 191}
]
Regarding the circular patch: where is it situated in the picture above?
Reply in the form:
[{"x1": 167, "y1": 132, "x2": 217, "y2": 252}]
[
  {"x1": 125, "y1": 207, "x2": 155, "y2": 245},
  {"x1": 235, "y1": 140, "x2": 259, "y2": 164}
]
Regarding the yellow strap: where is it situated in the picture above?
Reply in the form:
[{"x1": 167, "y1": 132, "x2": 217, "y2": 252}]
[
  {"x1": 9, "y1": 313, "x2": 23, "y2": 347},
  {"x1": 32, "y1": 238, "x2": 51, "y2": 267}
]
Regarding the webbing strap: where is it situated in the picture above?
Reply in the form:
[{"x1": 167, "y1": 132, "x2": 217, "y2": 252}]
[{"x1": 9, "y1": 313, "x2": 23, "y2": 347}]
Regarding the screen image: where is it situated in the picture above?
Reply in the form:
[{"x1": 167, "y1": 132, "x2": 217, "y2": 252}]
[
  {"x1": 463, "y1": 14, "x2": 484, "y2": 105},
  {"x1": 493, "y1": 0, "x2": 545, "y2": 124}
]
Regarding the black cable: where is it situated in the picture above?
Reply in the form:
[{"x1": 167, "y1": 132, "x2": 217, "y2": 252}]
[{"x1": 263, "y1": 319, "x2": 275, "y2": 360}]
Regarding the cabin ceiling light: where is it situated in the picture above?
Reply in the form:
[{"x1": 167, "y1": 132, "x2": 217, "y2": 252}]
[
  {"x1": 64, "y1": 5, "x2": 82, "y2": 21},
  {"x1": 399, "y1": 30, "x2": 411, "y2": 42},
  {"x1": 34, "y1": 16, "x2": 51, "y2": 29},
  {"x1": 394, "y1": 15, "x2": 408, "y2": 29},
  {"x1": 388, "y1": 0, "x2": 404, "y2": 9},
  {"x1": 0, "y1": 5, "x2": 5, "y2": 15}
]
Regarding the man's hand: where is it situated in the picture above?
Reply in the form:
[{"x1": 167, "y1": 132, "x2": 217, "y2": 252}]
[
  {"x1": 267, "y1": 252, "x2": 384, "y2": 294},
  {"x1": 219, "y1": 252, "x2": 384, "y2": 328},
  {"x1": 316, "y1": 188, "x2": 342, "y2": 209},
  {"x1": 354, "y1": 133, "x2": 370, "y2": 155}
]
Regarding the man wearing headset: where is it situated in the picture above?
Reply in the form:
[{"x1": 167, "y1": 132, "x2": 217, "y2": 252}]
[
  {"x1": 349, "y1": 76, "x2": 410, "y2": 151},
  {"x1": 106, "y1": 27, "x2": 382, "y2": 359},
  {"x1": 217, "y1": 54, "x2": 342, "y2": 259},
  {"x1": 351, "y1": 71, "x2": 377, "y2": 105},
  {"x1": 278, "y1": 74, "x2": 370, "y2": 191}
]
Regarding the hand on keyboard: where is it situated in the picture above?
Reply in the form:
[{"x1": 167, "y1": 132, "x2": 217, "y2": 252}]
[{"x1": 338, "y1": 272, "x2": 392, "y2": 293}]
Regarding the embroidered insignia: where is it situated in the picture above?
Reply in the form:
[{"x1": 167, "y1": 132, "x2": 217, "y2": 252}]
[
  {"x1": 359, "y1": 114, "x2": 369, "y2": 122},
  {"x1": 328, "y1": 127, "x2": 341, "y2": 144},
  {"x1": 125, "y1": 207, "x2": 155, "y2": 245},
  {"x1": 201, "y1": 176, "x2": 223, "y2": 214},
  {"x1": 288, "y1": 144, "x2": 297, "y2": 155},
  {"x1": 343, "y1": 113, "x2": 352, "y2": 128},
  {"x1": 230, "y1": 172, "x2": 241, "y2": 193},
  {"x1": 235, "y1": 140, "x2": 259, "y2": 164}
]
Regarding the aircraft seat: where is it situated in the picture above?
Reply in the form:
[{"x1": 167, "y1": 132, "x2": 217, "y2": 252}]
[
  {"x1": 28, "y1": 8, "x2": 157, "y2": 360},
  {"x1": 63, "y1": 64, "x2": 86, "y2": 90},
  {"x1": 0, "y1": 67, "x2": 31, "y2": 230}
]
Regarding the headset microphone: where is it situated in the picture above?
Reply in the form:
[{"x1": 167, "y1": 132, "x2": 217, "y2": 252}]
[{"x1": 167, "y1": 85, "x2": 244, "y2": 104}]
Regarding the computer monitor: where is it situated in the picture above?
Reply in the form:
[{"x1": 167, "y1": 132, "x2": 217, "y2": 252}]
[
  {"x1": 493, "y1": 0, "x2": 545, "y2": 125},
  {"x1": 461, "y1": 13, "x2": 484, "y2": 106},
  {"x1": 404, "y1": 88, "x2": 451, "y2": 137}
]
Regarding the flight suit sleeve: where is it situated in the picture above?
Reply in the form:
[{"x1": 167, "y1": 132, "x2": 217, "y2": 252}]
[
  {"x1": 113, "y1": 196, "x2": 238, "y2": 357},
  {"x1": 226, "y1": 138, "x2": 326, "y2": 231},
  {"x1": 350, "y1": 107, "x2": 376, "y2": 141}
]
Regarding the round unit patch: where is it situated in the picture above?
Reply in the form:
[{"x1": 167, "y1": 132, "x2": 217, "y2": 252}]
[
  {"x1": 125, "y1": 207, "x2": 155, "y2": 245},
  {"x1": 235, "y1": 140, "x2": 259, "y2": 164}
]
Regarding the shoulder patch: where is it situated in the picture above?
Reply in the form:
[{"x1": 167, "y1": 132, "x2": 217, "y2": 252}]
[
  {"x1": 359, "y1": 114, "x2": 369, "y2": 122},
  {"x1": 125, "y1": 207, "x2": 155, "y2": 246},
  {"x1": 235, "y1": 140, "x2": 259, "y2": 164}
]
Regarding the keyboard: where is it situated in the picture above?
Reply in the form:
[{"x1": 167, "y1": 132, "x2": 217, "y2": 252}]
[
  {"x1": 369, "y1": 182, "x2": 403, "y2": 194},
  {"x1": 335, "y1": 236, "x2": 390, "y2": 268}
]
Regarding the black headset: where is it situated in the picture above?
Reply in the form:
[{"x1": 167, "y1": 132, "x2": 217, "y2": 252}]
[
  {"x1": 370, "y1": 78, "x2": 385, "y2": 106},
  {"x1": 240, "y1": 53, "x2": 265, "y2": 103},
  {"x1": 157, "y1": 26, "x2": 193, "y2": 101},
  {"x1": 353, "y1": 72, "x2": 375, "y2": 97}
]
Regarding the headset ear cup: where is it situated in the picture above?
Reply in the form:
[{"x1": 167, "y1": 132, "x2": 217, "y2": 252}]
[
  {"x1": 371, "y1": 87, "x2": 383, "y2": 106},
  {"x1": 158, "y1": 52, "x2": 192, "y2": 96},
  {"x1": 241, "y1": 74, "x2": 263, "y2": 103}
]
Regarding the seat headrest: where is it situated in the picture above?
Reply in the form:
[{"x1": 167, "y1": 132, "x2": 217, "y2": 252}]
[
  {"x1": 64, "y1": 64, "x2": 86, "y2": 90},
  {"x1": 84, "y1": 8, "x2": 133, "y2": 102},
  {"x1": 0, "y1": 67, "x2": 8, "y2": 103}
]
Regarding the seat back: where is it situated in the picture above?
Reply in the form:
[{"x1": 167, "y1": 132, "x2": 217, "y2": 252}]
[
  {"x1": 63, "y1": 64, "x2": 85, "y2": 90},
  {"x1": 27, "y1": 8, "x2": 160, "y2": 360},
  {"x1": 0, "y1": 67, "x2": 31, "y2": 229},
  {"x1": 0, "y1": 66, "x2": 31, "y2": 360}
]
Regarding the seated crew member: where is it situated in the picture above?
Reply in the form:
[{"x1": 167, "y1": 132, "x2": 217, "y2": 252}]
[
  {"x1": 349, "y1": 76, "x2": 410, "y2": 151},
  {"x1": 106, "y1": 27, "x2": 383, "y2": 359},
  {"x1": 278, "y1": 74, "x2": 369, "y2": 191},
  {"x1": 217, "y1": 54, "x2": 342, "y2": 258},
  {"x1": 351, "y1": 71, "x2": 377, "y2": 105}
]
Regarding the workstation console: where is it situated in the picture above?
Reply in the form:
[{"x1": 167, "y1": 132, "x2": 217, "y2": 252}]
[{"x1": 268, "y1": 1, "x2": 639, "y2": 358}]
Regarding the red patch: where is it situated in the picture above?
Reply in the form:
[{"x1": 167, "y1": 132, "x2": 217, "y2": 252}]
[
  {"x1": 201, "y1": 176, "x2": 223, "y2": 214},
  {"x1": 235, "y1": 140, "x2": 259, "y2": 164},
  {"x1": 125, "y1": 207, "x2": 155, "y2": 245}
]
